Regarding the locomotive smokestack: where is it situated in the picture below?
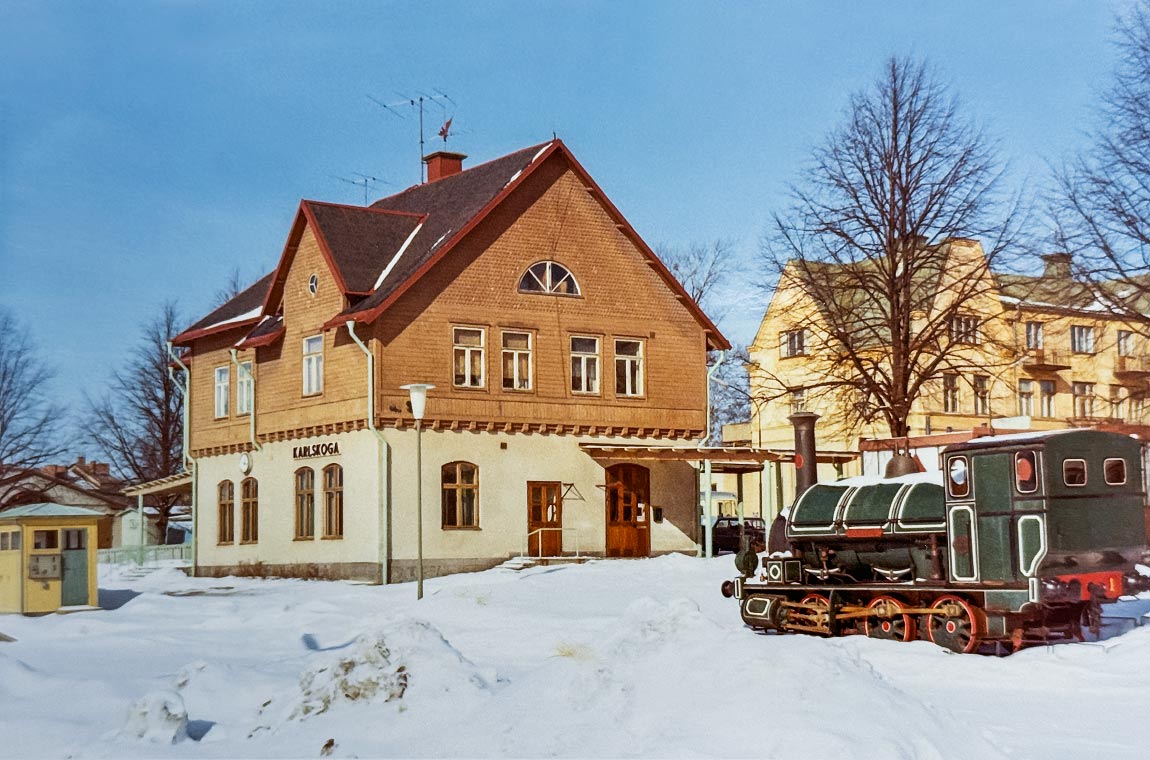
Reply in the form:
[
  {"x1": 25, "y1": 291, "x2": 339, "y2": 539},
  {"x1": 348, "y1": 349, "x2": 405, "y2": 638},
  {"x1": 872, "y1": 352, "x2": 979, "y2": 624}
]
[{"x1": 790, "y1": 411, "x2": 820, "y2": 499}]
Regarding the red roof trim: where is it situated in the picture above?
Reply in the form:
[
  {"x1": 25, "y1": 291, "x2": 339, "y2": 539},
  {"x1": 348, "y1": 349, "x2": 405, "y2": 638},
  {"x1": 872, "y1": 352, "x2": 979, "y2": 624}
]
[
  {"x1": 300, "y1": 201, "x2": 353, "y2": 296},
  {"x1": 260, "y1": 204, "x2": 308, "y2": 318},
  {"x1": 236, "y1": 325, "x2": 285, "y2": 350},
  {"x1": 172, "y1": 316, "x2": 260, "y2": 347},
  {"x1": 556, "y1": 146, "x2": 731, "y2": 350},
  {"x1": 330, "y1": 141, "x2": 730, "y2": 350},
  {"x1": 328, "y1": 142, "x2": 564, "y2": 329}
]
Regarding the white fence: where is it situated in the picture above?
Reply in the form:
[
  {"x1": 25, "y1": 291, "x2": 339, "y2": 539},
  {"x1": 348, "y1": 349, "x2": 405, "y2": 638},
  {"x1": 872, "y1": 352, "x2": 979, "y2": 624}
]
[{"x1": 98, "y1": 545, "x2": 192, "y2": 565}]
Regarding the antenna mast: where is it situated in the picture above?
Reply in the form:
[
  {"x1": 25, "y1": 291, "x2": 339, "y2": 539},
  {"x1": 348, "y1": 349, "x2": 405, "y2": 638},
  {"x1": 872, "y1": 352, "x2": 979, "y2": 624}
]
[{"x1": 367, "y1": 90, "x2": 455, "y2": 184}]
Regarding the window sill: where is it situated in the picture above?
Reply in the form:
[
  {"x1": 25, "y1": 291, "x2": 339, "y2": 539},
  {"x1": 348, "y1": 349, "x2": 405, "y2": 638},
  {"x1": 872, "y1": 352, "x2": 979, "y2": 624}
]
[
  {"x1": 293, "y1": 536, "x2": 316, "y2": 542},
  {"x1": 452, "y1": 384, "x2": 488, "y2": 392},
  {"x1": 571, "y1": 390, "x2": 600, "y2": 397},
  {"x1": 321, "y1": 535, "x2": 344, "y2": 540},
  {"x1": 442, "y1": 525, "x2": 481, "y2": 531},
  {"x1": 239, "y1": 540, "x2": 259, "y2": 545},
  {"x1": 302, "y1": 392, "x2": 324, "y2": 399},
  {"x1": 217, "y1": 541, "x2": 234, "y2": 546}
]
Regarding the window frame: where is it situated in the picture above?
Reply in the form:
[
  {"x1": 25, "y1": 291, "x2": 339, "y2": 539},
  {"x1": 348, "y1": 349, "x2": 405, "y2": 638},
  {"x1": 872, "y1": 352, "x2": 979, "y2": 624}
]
[
  {"x1": 943, "y1": 373, "x2": 960, "y2": 414},
  {"x1": 570, "y1": 335, "x2": 601, "y2": 395},
  {"x1": 1025, "y1": 321, "x2": 1044, "y2": 350},
  {"x1": 500, "y1": 330, "x2": 533, "y2": 392},
  {"x1": 614, "y1": 338, "x2": 645, "y2": 398},
  {"x1": 949, "y1": 314, "x2": 981, "y2": 345},
  {"x1": 780, "y1": 329, "x2": 806, "y2": 358},
  {"x1": 973, "y1": 375, "x2": 990, "y2": 416},
  {"x1": 518, "y1": 261, "x2": 581, "y2": 297},
  {"x1": 1015, "y1": 450, "x2": 1039, "y2": 494},
  {"x1": 1072, "y1": 381, "x2": 1095, "y2": 418},
  {"x1": 441, "y1": 461, "x2": 480, "y2": 529},
  {"x1": 240, "y1": 477, "x2": 259, "y2": 543},
  {"x1": 302, "y1": 335, "x2": 324, "y2": 397},
  {"x1": 236, "y1": 360, "x2": 254, "y2": 416},
  {"x1": 1104, "y1": 457, "x2": 1127, "y2": 486},
  {"x1": 294, "y1": 467, "x2": 315, "y2": 540},
  {"x1": 1039, "y1": 380, "x2": 1056, "y2": 417},
  {"x1": 1063, "y1": 459, "x2": 1088, "y2": 487},
  {"x1": 947, "y1": 455, "x2": 970, "y2": 499},
  {"x1": 217, "y1": 480, "x2": 235, "y2": 544},
  {"x1": 1118, "y1": 329, "x2": 1133, "y2": 357},
  {"x1": 1070, "y1": 324, "x2": 1095, "y2": 354},
  {"x1": 33, "y1": 530, "x2": 59, "y2": 550},
  {"x1": 1018, "y1": 379, "x2": 1034, "y2": 417},
  {"x1": 452, "y1": 326, "x2": 486, "y2": 389},
  {"x1": 323, "y1": 464, "x2": 344, "y2": 539},
  {"x1": 214, "y1": 366, "x2": 230, "y2": 419}
]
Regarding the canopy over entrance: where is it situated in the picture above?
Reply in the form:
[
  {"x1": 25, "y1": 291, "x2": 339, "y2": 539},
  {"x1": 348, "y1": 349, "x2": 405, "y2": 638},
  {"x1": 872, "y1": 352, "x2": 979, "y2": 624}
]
[
  {"x1": 578, "y1": 444, "x2": 857, "y2": 473},
  {"x1": 122, "y1": 472, "x2": 192, "y2": 499}
]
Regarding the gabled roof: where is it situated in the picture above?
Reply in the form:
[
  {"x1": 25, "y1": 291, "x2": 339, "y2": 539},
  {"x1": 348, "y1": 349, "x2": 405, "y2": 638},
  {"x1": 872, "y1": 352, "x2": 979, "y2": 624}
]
[
  {"x1": 173, "y1": 272, "x2": 274, "y2": 345},
  {"x1": 177, "y1": 140, "x2": 729, "y2": 351}
]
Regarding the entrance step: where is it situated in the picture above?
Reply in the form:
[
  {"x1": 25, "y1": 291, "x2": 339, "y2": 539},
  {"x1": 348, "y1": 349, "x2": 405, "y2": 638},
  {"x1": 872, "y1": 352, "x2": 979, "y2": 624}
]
[{"x1": 502, "y1": 556, "x2": 590, "y2": 571}]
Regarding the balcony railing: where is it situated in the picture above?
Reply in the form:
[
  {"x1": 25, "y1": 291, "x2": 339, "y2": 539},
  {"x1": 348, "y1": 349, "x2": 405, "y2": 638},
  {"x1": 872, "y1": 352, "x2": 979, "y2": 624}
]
[
  {"x1": 1114, "y1": 355, "x2": 1150, "y2": 377},
  {"x1": 1020, "y1": 348, "x2": 1072, "y2": 371}
]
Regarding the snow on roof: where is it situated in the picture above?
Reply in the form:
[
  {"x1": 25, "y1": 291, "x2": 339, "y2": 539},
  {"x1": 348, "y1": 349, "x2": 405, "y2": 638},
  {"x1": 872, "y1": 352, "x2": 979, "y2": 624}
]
[
  {"x1": 199, "y1": 305, "x2": 262, "y2": 332},
  {"x1": 0, "y1": 502, "x2": 105, "y2": 520},
  {"x1": 372, "y1": 221, "x2": 425, "y2": 291},
  {"x1": 964, "y1": 429, "x2": 1083, "y2": 446}
]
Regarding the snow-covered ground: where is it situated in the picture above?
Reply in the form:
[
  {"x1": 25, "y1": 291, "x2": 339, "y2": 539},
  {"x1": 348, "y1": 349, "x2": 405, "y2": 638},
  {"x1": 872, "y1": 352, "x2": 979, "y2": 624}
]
[{"x1": 2, "y1": 556, "x2": 1150, "y2": 759}]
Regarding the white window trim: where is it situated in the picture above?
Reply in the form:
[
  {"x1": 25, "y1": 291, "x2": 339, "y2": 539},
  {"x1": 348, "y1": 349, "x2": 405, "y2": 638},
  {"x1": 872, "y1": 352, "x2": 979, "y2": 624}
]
[
  {"x1": 452, "y1": 326, "x2": 486, "y2": 389},
  {"x1": 236, "y1": 361, "x2": 253, "y2": 416},
  {"x1": 303, "y1": 335, "x2": 324, "y2": 396},
  {"x1": 501, "y1": 330, "x2": 533, "y2": 391},
  {"x1": 570, "y1": 335, "x2": 600, "y2": 395},
  {"x1": 615, "y1": 338, "x2": 645, "y2": 397},
  {"x1": 214, "y1": 366, "x2": 230, "y2": 419}
]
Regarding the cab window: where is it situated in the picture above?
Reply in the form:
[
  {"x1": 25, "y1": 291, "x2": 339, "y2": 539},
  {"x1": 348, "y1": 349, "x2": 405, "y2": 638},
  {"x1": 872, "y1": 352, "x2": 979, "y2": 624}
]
[
  {"x1": 1104, "y1": 458, "x2": 1127, "y2": 486},
  {"x1": 1015, "y1": 451, "x2": 1038, "y2": 494},
  {"x1": 947, "y1": 456, "x2": 970, "y2": 498},
  {"x1": 1063, "y1": 459, "x2": 1087, "y2": 487}
]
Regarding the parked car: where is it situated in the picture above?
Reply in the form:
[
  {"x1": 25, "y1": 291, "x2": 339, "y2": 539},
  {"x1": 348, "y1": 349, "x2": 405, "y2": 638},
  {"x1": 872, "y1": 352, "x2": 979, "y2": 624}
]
[{"x1": 711, "y1": 516, "x2": 767, "y2": 555}]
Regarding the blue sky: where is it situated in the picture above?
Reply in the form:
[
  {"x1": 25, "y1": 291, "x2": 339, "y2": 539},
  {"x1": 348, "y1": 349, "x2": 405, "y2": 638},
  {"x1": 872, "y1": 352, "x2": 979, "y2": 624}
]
[{"x1": 0, "y1": 0, "x2": 1131, "y2": 430}]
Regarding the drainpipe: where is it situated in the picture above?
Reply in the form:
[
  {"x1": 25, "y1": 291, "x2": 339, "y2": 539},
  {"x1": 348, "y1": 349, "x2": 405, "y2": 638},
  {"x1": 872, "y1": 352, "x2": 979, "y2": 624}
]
[
  {"x1": 347, "y1": 321, "x2": 391, "y2": 585},
  {"x1": 698, "y1": 350, "x2": 726, "y2": 558},
  {"x1": 229, "y1": 349, "x2": 262, "y2": 452},
  {"x1": 167, "y1": 341, "x2": 197, "y2": 573}
]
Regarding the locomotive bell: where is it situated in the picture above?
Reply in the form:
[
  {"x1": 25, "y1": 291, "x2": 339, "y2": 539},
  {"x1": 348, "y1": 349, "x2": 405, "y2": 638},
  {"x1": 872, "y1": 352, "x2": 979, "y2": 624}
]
[{"x1": 885, "y1": 453, "x2": 920, "y2": 478}]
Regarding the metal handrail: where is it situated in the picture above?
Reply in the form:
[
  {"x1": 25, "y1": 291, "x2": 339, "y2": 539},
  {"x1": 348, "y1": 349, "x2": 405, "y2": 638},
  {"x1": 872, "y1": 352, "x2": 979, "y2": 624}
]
[
  {"x1": 523, "y1": 527, "x2": 580, "y2": 559},
  {"x1": 97, "y1": 545, "x2": 192, "y2": 566}
]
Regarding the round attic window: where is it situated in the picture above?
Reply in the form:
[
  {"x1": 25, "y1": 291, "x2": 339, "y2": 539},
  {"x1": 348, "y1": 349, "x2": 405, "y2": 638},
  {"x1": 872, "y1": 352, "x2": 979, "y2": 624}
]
[{"x1": 308, "y1": 274, "x2": 318, "y2": 295}]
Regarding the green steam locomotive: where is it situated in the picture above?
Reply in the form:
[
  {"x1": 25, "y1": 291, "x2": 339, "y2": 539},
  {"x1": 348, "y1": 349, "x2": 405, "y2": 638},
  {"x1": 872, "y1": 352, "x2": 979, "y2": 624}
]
[{"x1": 721, "y1": 427, "x2": 1150, "y2": 653}]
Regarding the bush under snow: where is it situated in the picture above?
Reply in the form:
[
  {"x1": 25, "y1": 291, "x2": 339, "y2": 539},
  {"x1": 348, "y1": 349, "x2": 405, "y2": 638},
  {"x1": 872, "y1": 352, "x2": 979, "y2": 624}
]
[{"x1": 121, "y1": 690, "x2": 188, "y2": 744}]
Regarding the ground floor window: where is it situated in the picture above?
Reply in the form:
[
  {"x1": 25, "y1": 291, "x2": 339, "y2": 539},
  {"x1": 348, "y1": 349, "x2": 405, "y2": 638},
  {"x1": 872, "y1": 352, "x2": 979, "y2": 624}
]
[
  {"x1": 241, "y1": 477, "x2": 259, "y2": 543},
  {"x1": 295, "y1": 468, "x2": 315, "y2": 539},
  {"x1": 218, "y1": 481, "x2": 235, "y2": 543},
  {"x1": 442, "y1": 461, "x2": 479, "y2": 528},
  {"x1": 323, "y1": 464, "x2": 343, "y2": 538}
]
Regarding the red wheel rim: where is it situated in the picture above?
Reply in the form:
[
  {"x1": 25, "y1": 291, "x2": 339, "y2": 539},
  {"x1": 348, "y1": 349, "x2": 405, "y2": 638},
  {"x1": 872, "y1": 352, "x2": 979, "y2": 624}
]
[
  {"x1": 863, "y1": 595, "x2": 916, "y2": 642},
  {"x1": 926, "y1": 594, "x2": 983, "y2": 654}
]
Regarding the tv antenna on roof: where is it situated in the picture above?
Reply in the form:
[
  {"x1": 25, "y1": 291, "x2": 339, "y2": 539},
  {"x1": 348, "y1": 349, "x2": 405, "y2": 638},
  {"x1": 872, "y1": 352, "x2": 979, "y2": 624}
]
[
  {"x1": 333, "y1": 172, "x2": 390, "y2": 205},
  {"x1": 367, "y1": 89, "x2": 456, "y2": 183}
]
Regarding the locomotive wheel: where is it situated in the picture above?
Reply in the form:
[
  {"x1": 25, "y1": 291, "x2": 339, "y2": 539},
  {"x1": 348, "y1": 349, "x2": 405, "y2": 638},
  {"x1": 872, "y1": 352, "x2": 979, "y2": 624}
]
[
  {"x1": 800, "y1": 594, "x2": 832, "y2": 635},
  {"x1": 925, "y1": 595, "x2": 984, "y2": 654},
  {"x1": 863, "y1": 595, "x2": 916, "y2": 642}
]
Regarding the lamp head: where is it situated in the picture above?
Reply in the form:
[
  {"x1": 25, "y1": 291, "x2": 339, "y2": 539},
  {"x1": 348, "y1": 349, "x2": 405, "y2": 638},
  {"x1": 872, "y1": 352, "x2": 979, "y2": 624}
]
[{"x1": 400, "y1": 383, "x2": 436, "y2": 421}]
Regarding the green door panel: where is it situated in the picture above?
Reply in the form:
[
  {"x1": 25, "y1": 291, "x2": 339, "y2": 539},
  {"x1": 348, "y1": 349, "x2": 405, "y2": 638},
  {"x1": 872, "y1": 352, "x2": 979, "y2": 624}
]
[
  {"x1": 61, "y1": 528, "x2": 88, "y2": 607},
  {"x1": 973, "y1": 455, "x2": 1013, "y2": 582}
]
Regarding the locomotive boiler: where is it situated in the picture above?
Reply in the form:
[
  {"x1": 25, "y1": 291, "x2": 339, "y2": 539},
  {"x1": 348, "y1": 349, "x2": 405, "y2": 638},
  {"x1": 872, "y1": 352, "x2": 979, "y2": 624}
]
[{"x1": 722, "y1": 427, "x2": 1150, "y2": 653}]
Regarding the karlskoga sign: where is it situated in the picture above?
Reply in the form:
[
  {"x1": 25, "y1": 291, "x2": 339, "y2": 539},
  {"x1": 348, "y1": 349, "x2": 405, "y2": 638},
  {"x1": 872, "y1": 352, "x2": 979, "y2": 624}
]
[{"x1": 292, "y1": 442, "x2": 341, "y2": 459}]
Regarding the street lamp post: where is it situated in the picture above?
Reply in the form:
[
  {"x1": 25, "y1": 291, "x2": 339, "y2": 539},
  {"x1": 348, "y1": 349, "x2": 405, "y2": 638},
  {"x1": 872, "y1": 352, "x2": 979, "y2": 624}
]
[{"x1": 400, "y1": 383, "x2": 435, "y2": 599}]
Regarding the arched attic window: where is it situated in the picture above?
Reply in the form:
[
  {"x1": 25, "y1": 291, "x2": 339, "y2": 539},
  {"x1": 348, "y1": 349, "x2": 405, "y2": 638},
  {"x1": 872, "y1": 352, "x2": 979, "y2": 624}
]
[{"x1": 518, "y1": 261, "x2": 581, "y2": 296}]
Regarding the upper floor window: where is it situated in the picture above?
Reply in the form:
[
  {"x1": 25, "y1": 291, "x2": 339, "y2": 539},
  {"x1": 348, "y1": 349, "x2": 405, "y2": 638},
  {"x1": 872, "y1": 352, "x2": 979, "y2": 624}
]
[
  {"x1": 214, "y1": 366, "x2": 229, "y2": 418},
  {"x1": 303, "y1": 335, "x2": 324, "y2": 396},
  {"x1": 615, "y1": 339, "x2": 644, "y2": 397},
  {"x1": 1025, "y1": 321, "x2": 1044, "y2": 350},
  {"x1": 323, "y1": 464, "x2": 344, "y2": 538},
  {"x1": 501, "y1": 331, "x2": 532, "y2": 391},
  {"x1": 943, "y1": 373, "x2": 960, "y2": 413},
  {"x1": 442, "y1": 461, "x2": 479, "y2": 528},
  {"x1": 949, "y1": 314, "x2": 980, "y2": 345},
  {"x1": 1070, "y1": 325, "x2": 1095, "y2": 354},
  {"x1": 237, "y1": 361, "x2": 253, "y2": 415},
  {"x1": 571, "y1": 336, "x2": 600, "y2": 394},
  {"x1": 518, "y1": 261, "x2": 580, "y2": 296},
  {"x1": 1118, "y1": 329, "x2": 1134, "y2": 356},
  {"x1": 453, "y1": 327, "x2": 485, "y2": 388},
  {"x1": 240, "y1": 477, "x2": 259, "y2": 543},
  {"x1": 780, "y1": 329, "x2": 806, "y2": 358}
]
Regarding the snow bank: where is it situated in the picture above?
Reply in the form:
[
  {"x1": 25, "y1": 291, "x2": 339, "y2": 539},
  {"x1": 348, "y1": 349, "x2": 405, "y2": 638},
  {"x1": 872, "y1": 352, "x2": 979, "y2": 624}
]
[{"x1": 121, "y1": 690, "x2": 188, "y2": 744}]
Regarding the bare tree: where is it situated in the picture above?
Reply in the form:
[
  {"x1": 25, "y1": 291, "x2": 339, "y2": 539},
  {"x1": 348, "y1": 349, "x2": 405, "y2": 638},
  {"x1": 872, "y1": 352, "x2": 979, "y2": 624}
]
[
  {"x1": 212, "y1": 266, "x2": 247, "y2": 309},
  {"x1": 82, "y1": 302, "x2": 184, "y2": 539},
  {"x1": 761, "y1": 57, "x2": 1020, "y2": 439},
  {"x1": 1054, "y1": 2, "x2": 1150, "y2": 325},
  {"x1": 709, "y1": 344, "x2": 752, "y2": 441},
  {"x1": 0, "y1": 309, "x2": 66, "y2": 506},
  {"x1": 659, "y1": 239, "x2": 736, "y2": 323}
]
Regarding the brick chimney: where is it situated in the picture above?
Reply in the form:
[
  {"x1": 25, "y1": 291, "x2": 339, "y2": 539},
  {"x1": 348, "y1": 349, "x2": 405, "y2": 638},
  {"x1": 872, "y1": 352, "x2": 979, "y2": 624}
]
[
  {"x1": 423, "y1": 151, "x2": 467, "y2": 183},
  {"x1": 1042, "y1": 253, "x2": 1073, "y2": 279}
]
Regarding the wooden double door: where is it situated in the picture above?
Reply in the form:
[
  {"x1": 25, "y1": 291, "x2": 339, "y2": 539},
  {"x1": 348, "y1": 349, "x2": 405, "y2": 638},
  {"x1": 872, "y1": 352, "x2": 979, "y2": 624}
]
[
  {"x1": 528, "y1": 482, "x2": 563, "y2": 556},
  {"x1": 606, "y1": 464, "x2": 650, "y2": 558}
]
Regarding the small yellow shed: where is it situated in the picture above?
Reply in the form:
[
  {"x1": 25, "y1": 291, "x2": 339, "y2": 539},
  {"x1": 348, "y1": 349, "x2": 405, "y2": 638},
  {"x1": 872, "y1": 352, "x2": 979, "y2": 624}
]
[{"x1": 0, "y1": 503, "x2": 102, "y2": 615}]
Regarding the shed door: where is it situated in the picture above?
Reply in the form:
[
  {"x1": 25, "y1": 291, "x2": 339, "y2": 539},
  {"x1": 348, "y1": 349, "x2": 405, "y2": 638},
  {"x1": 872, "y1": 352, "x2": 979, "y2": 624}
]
[{"x1": 61, "y1": 528, "x2": 88, "y2": 606}]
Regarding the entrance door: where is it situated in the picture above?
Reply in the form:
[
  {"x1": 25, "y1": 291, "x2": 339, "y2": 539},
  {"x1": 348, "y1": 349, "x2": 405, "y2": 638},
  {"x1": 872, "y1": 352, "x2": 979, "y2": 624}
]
[
  {"x1": 528, "y1": 482, "x2": 563, "y2": 556},
  {"x1": 605, "y1": 464, "x2": 651, "y2": 557},
  {"x1": 61, "y1": 528, "x2": 88, "y2": 606}
]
